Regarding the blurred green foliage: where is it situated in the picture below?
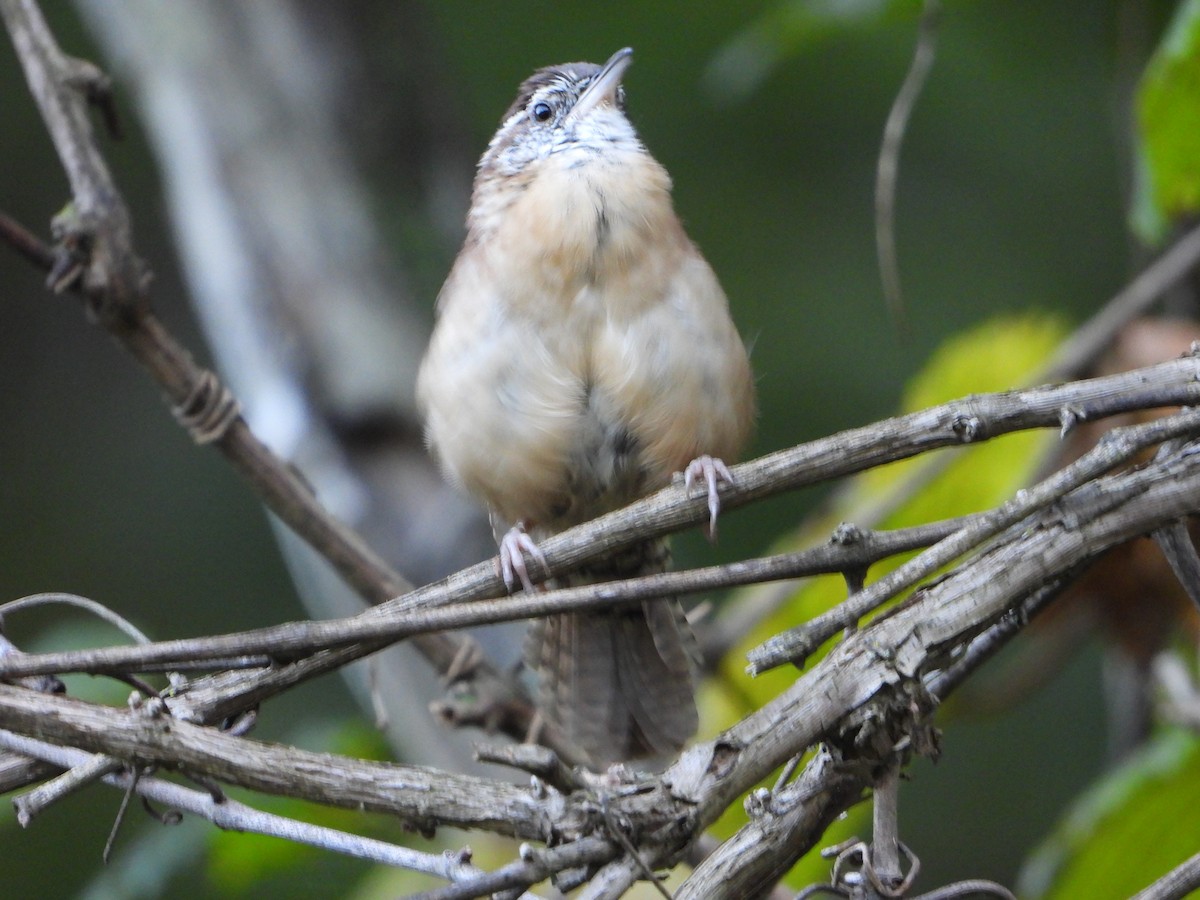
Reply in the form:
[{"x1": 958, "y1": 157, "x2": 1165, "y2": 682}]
[
  {"x1": 2, "y1": 0, "x2": 1198, "y2": 897},
  {"x1": 1135, "y1": 0, "x2": 1200, "y2": 241},
  {"x1": 701, "y1": 314, "x2": 1062, "y2": 890},
  {"x1": 1020, "y1": 730, "x2": 1200, "y2": 899},
  {"x1": 705, "y1": 0, "x2": 937, "y2": 103}
]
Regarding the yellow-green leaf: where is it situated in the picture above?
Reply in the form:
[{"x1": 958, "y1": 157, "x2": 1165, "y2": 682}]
[
  {"x1": 1018, "y1": 729, "x2": 1200, "y2": 899},
  {"x1": 1133, "y1": 0, "x2": 1200, "y2": 243},
  {"x1": 705, "y1": 0, "x2": 935, "y2": 103}
]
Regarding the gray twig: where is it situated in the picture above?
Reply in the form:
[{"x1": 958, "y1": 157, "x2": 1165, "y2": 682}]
[
  {"x1": 0, "y1": 729, "x2": 487, "y2": 881},
  {"x1": 875, "y1": 0, "x2": 940, "y2": 328},
  {"x1": 2, "y1": 359, "x2": 1200, "y2": 690},
  {"x1": 747, "y1": 406, "x2": 1200, "y2": 674}
]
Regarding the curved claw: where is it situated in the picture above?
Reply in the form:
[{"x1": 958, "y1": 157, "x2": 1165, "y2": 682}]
[
  {"x1": 683, "y1": 454, "x2": 736, "y2": 540},
  {"x1": 498, "y1": 523, "x2": 547, "y2": 592}
]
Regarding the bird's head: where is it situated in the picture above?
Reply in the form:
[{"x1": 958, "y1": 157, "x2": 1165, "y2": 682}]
[{"x1": 478, "y1": 48, "x2": 641, "y2": 182}]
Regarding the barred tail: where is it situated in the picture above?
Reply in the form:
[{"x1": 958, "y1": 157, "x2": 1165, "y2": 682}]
[{"x1": 526, "y1": 538, "x2": 700, "y2": 765}]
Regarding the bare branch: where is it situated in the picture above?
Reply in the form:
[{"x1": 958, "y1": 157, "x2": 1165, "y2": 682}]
[
  {"x1": 681, "y1": 579, "x2": 1065, "y2": 899},
  {"x1": 676, "y1": 747, "x2": 866, "y2": 900},
  {"x1": 1131, "y1": 848, "x2": 1200, "y2": 900},
  {"x1": 407, "y1": 839, "x2": 614, "y2": 900},
  {"x1": 0, "y1": 750, "x2": 56, "y2": 794},
  {"x1": 1152, "y1": 519, "x2": 1200, "y2": 612},
  {"x1": 1, "y1": 435, "x2": 1197, "y2": 898},
  {"x1": 1042, "y1": 221, "x2": 1200, "y2": 381},
  {"x1": 0, "y1": 684, "x2": 557, "y2": 839},
  {"x1": 0, "y1": 517, "x2": 976, "y2": 679},
  {"x1": 748, "y1": 403, "x2": 1200, "y2": 674},
  {"x1": 669, "y1": 439, "x2": 1200, "y2": 842},
  {"x1": 0, "y1": 0, "x2": 141, "y2": 317},
  {"x1": 0, "y1": 0, "x2": 539, "y2": 751},
  {"x1": 0, "y1": 592, "x2": 156, "y2": 644},
  {"x1": 875, "y1": 0, "x2": 940, "y2": 327},
  {"x1": 13, "y1": 753, "x2": 122, "y2": 825},
  {"x1": 7, "y1": 0, "x2": 1200, "y2": 801},
  {"x1": 1, "y1": 356, "x2": 1197, "y2": 691},
  {"x1": 0, "y1": 209, "x2": 57, "y2": 269},
  {"x1": 0, "y1": 730, "x2": 488, "y2": 881},
  {"x1": 6, "y1": 3, "x2": 1200, "y2": 894},
  {"x1": 575, "y1": 857, "x2": 648, "y2": 900}
]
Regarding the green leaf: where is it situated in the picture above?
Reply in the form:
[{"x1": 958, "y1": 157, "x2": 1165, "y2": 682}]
[
  {"x1": 1018, "y1": 729, "x2": 1200, "y2": 899},
  {"x1": 703, "y1": 0, "x2": 977, "y2": 103},
  {"x1": 704, "y1": 0, "x2": 923, "y2": 102},
  {"x1": 1133, "y1": 0, "x2": 1200, "y2": 243}
]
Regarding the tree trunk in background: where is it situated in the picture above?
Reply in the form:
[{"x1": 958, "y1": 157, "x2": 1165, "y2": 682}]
[{"x1": 74, "y1": 0, "x2": 508, "y2": 766}]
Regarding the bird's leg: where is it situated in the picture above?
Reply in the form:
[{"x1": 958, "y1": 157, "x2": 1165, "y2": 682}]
[
  {"x1": 683, "y1": 454, "x2": 736, "y2": 541},
  {"x1": 498, "y1": 520, "x2": 548, "y2": 592}
]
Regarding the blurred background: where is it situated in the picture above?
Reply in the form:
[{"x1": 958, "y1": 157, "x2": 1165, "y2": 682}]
[{"x1": 0, "y1": 0, "x2": 1192, "y2": 897}]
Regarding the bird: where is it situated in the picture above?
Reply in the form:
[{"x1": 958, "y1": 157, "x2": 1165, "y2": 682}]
[{"x1": 417, "y1": 47, "x2": 755, "y2": 765}]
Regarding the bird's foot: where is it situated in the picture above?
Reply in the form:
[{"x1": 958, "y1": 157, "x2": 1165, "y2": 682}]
[
  {"x1": 683, "y1": 455, "x2": 736, "y2": 541},
  {"x1": 497, "y1": 521, "x2": 547, "y2": 592}
]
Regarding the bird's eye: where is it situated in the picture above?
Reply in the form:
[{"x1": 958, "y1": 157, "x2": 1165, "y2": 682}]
[{"x1": 530, "y1": 101, "x2": 553, "y2": 122}]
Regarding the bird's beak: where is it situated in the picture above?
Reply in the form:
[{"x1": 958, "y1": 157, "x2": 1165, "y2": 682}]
[{"x1": 567, "y1": 47, "x2": 633, "y2": 123}]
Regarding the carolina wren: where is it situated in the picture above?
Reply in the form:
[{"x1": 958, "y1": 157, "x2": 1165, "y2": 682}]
[{"x1": 417, "y1": 48, "x2": 755, "y2": 764}]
